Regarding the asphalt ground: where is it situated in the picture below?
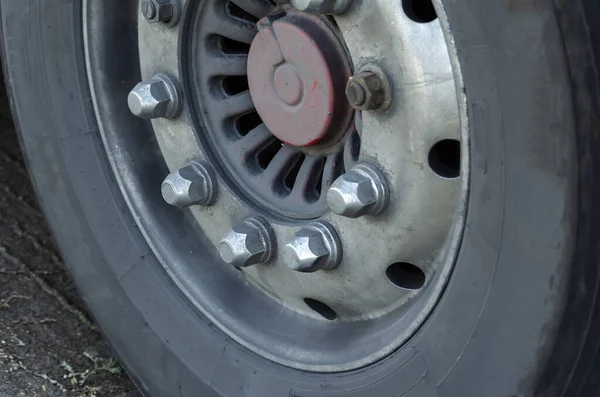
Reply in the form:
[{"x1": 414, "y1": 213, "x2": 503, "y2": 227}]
[{"x1": 0, "y1": 83, "x2": 140, "y2": 397}]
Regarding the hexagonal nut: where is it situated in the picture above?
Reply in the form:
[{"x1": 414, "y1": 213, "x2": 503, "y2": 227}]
[
  {"x1": 128, "y1": 73, "x2": 182, "y2": 119},
  {"x1": 128, "y1": 79, "x2": 171, "y2": 119},
  {"x1": 284, "y1": 229, "x2": 330, "y2": 273},
  {"x1": 148, "y1": 0, "x2": 174, "y2": 23},
  {"x1": 219, "y1": 218, "x2": 274, "y2": 267},
  {"x1": 346, "y1": 71, "x2": 387, "y2": 111},
  {"x1": 327, "y1": 163, "x2": 389, "y2": 218},
  {"x1": 161, "y1": 162, "x2": 217, "y2": 208},
  {"x1": 284, "y1": 222, "x2": 341, "y2": 273},
  {"x1": 345, "y1": 81, "x2": 367, "y2": 108},
  {"x1": 327, "y1": 172, "x2": 377, "y2": 218},
  {"x1": 291, "y1": 0, "x2": 352, "y2": 14}
]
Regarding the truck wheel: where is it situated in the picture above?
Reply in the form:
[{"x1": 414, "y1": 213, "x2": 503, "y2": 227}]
[{"x1": 2, "y1": 0, "x2": 600, "y2": 396}]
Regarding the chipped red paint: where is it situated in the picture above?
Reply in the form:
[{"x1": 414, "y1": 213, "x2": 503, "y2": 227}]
[{"x1": 305, "y1": 138, "x2": 321, "y2": 147}]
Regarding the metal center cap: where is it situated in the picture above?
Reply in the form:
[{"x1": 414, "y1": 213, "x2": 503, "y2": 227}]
[
  {"x1": 247, "y1": 11, "x2": 353, "y2": 148},
  {"x1": 274, "y1": 64, "x2": 303, "y2": 105}
]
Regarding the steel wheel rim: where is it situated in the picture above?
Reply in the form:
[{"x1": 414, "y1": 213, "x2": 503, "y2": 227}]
[{"x1": 84, "y1": 0, "x2": 469, "y2": 372}]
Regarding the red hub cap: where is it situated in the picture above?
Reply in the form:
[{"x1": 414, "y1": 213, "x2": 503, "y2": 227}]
[{"x1": 247, "y1": 11, "x2": 353, "y2": 148}]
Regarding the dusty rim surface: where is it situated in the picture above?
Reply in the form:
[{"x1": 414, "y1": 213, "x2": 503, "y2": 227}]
[
  {"x1": 88, "y1": 0, "x2": 465, "y2": 372},
  {"x1": 0, "y1": 83, "x2": 139, "y2": 397}
]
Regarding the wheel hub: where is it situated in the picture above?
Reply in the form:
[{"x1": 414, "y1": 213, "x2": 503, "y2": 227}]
[
  {"x1": 247, "y1": 12, "x2": 353, "y2": 148},
  {"x1": 186, "y1": 6, "x2": 358, "y2": 219}
]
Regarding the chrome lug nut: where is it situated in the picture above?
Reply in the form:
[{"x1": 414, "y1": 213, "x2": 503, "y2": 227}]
[
  {"x1": 219, "y1": 217, "x2": 276, "y2": 268},
  {"x1": 141, "y1": 0, "x2": 180, "y2": 24},
  {"x1": 327, "y1": 163, "x2": 389, "y2": 218},
  {"x1": 345, "y1": 64, "x2": 393, "y2": 112},
  {"x1": 284, "y1": 222, "x2": 342, "y2": 273},
  {"x1": 291, "y1": 0, "x2": 353, "y2": 14},
  {"x1": 128, "y1": 72, "x2": 182, "y2": 120},
  {"x1": 161, "y1": 160, "x2": 217, "y2": 208}
]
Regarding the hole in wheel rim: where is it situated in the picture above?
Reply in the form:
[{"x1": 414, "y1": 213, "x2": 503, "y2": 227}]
[
  {"x1": 226, "y1": 1, "x2": 259, "y2": 23},
  {"x1": 257, "y1": 141, "x2": 283, "y2": 170},
  {"x1": 428, "y1": 139, "x2": 461, "y2": 179},
  {"x1": 283, "y1": 154, "x2": 305, "y2": 194},
  {"x1": 218, "y1": 36, "x2": 251, "y2": 54},
  {"x1": 386, "y1": 263, "x2": 426, "y2": 290},
  {"x1": 222, "y1": 75, "x2": 249, "y2": 96},
  {"x1": 304, "y1": 298, "x2": 337, "y2": 321},
  {"x1": 403, "y1": 0, "x2": 438, "y2": 23},
  {"x1": 235, "y1": 112, "x2": 261, "y2": 136}
]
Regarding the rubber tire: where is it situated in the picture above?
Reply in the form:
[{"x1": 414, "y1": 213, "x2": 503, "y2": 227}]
[{"x1": 2, "y1": 0, "x2": 600, "y2": 396}]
